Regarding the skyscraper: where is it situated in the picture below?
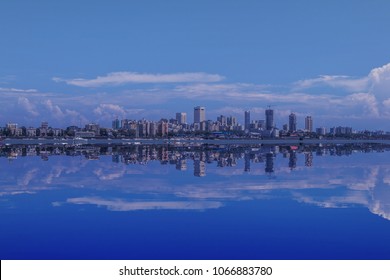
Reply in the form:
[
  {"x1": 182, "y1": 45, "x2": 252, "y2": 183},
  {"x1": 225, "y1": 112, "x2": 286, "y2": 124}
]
[
  {"x1": 176, "y1": 112, "x2": 187, "y2": 124},
  {"x1": 289, "y1": 113, "x2": 297, "y2": 132},
  {"x1": 194, "y1": 106, "x2": 205, "y2": 124},
  {"x1": 305, "y1": 116, "x2": 313, "y2": 132},
  {"x1": 265, "y1": 108, "x2": 274, "y2": 130},
  {"x1": 244, "y1": 111, "x2": 250, "y2": 130}
]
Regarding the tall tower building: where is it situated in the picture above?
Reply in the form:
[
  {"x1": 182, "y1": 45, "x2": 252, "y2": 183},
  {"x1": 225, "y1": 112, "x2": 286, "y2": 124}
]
[
  {"x1": 289, "y1": 113, "x2": 297, "y2": 132},
  {"x1": 244, "y1": 111, "x2": 250, "y2": 130},
  {"x1": 176, "y1": 112, "x2": 187, "y2": 124},
  {"x1": 194, "y1": 106, "x2": 205, "y2": 124},
  {"x1": 265, "y1": 108, "x2": 274, "y2": 130},
  {"x1": 305, "y1": 116, "x2": 313, "y2": 132}
]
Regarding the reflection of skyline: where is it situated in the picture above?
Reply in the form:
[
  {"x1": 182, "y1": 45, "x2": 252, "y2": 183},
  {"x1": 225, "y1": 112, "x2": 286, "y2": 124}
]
[
  {"x1": 1, "y1": 144, "x2": 390, "y2": 221},
  {"x1": 2, "y1": 143, "x2": 390, "y2": 176}
]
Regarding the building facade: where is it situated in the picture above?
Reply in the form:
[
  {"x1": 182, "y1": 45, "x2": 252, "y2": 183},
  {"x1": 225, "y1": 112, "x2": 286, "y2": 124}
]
[
  {"x1": 194, "y1": 106, "x2": 205, "y2": 124},
  {"x1": 305, "y1": 116, "x2": 313, "y2": 132},
  {"x1": 289, "y1": 113, "x2": 297, "y2": 132},
  {"x1": 265, "y1": 109, "x2": 274, "y2": 130}
]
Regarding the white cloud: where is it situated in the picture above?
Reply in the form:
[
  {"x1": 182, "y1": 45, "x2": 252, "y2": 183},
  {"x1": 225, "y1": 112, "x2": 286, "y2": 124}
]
[
  {"x1": 93, "y1": 103, "x2": 144, "y2": 121},
  {"x1": 18, "y1": 97, "x2": 40, "y2": 117},
  {"x1": 43, "y1": 99, "x2": 65, "y2": 119},
  {"x1": 0, "y1": 87, "x2": 38, "y2": 93},
  {"x1": 53, "y1": 71, "x2": 225, "y2": 87},
  {"x1": 93, "y1": 103, "x2": 127, "y2": 117},
  {"x1": 294, "y1": 75, "x2": 369, "y2": 92},
  {"x1": 42, "y1": 99, "x2": 89, "y2": 125},
  {"x1": 345, "y1": 92, "x2": 379, "y2": 117}
]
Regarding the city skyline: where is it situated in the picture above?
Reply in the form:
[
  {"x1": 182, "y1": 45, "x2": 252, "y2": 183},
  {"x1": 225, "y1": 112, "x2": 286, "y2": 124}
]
[
  {"x1": 1, "y1": 1, "x2": 390, "y2": 131},
  {"x1": 2, "y1": 105, "x2": 389, "y2": 136}
]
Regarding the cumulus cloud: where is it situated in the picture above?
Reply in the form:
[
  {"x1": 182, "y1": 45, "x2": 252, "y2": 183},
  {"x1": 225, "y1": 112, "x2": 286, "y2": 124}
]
[
  {"x1": 18, "y1": 97, "x2": 39, "y2": 117},
  {"x1": 345, "y1": 92, "x2": 379, "y2": 117},
  {"x1": 93, "y1": 103, "x2": 144, "y2": 121},
  {"x1": 42, "y1": 99, "x2": 88, "y2": 125},
  {"x1": 43, "y1": 99, "x2": 65, "y2": 119},
  {"x1": 53, "y1": 71, "x2": 225, "y2": 87}
]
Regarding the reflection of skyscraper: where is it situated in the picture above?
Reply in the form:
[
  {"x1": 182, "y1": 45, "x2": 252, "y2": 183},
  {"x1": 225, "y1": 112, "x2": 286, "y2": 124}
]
[
  {"x1": 194, "y1": 159, "x2": 206, "y2": 177},
  {"x1": 289, "y1": 151, "x2": 297, "y2": 169},
  {"x1": 244, "y1": 111, "x2": 250, "y2": 130},
  {"x1": 244, "y1": 152, "x2": 251, "y2": 172},
  {"x1": 305, "y1": 152, "x2": 313, "y2": 167},
  {"x1": 305, "y1": 116, "x2": 313, "y2": 132},
  {"x1": 265, "y1": 153, "x2": 274, "y2": 173},
  {"x1": 194, "y1": 106, "x2": 206, "y2": 124},
  {"x1": 176, "y1": 159, "x2": 187, "y2": 171},
  {"x1": 265, "y1": 109, "x2": 274, "y2": 130},
  {"x1": 289, "y1": 113, "x2": 297, "y2": 132}
]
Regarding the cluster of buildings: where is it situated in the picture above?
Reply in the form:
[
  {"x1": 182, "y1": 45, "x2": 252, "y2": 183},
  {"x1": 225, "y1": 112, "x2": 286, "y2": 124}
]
[
  {"x1": 109, "y1": 107, "x2": 361, "y2": 138},
  {"x1": 1, "y1": 106, "x2": 388, "y2": 139}
]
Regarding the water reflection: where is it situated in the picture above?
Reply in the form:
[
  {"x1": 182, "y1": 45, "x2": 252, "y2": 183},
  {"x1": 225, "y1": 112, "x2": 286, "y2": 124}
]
[{"x1": 1, "y1": 144, "x2": 390, "y2": 221}]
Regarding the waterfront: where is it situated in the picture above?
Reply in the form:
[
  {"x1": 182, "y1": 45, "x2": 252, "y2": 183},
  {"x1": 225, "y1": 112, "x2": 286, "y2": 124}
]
[{"x1": 1, "y1": 144, "x2": 390, "y2": 259}]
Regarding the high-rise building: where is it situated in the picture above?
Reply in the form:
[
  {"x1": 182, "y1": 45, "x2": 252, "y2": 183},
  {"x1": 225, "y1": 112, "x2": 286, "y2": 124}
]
[
  {"x1": 217, "y1": 115, "x2": 227, "y2": 126},
  {"x1": 244, "y1": 111, "x2": 250, "y2": 130},
  {"x1": 227, "y1": 116, "x2": 237, "y2": 126},
  {"x1": 194, "y1": 106, "x2": 205, "y2": 124},
  {"x1": 265, "y1": 109, "x2": 274, "y2": 130},
  {"x1": 305, "y1": 116, "x2": 313, "y2": 132},
  {"x1": 289, "y1": 113, "x2": 297, "y2": 132},
  {"x1": 176, "y1": 112, "x2": 187, "y2": 124},
  {"x1": 112, "y1": 118, "x2": 121, "y2": 130}
]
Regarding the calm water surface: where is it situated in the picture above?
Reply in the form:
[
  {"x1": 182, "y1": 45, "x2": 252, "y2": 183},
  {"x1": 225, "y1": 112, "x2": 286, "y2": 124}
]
[{"x1": 1, "y1": 144, "x2": 390, "y2": 259}]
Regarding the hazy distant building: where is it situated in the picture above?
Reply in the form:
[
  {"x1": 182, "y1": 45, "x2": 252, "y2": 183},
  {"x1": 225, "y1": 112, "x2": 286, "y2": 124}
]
[
  {"x1": 305, "y1": 116, "x2": 313, "y2": 132},
  {"x1": 85, "y1": 123, "x2": 100, "y2": 134},
  {"x1": 265, "y1": 109, "x2": 274, "y2": 130},
  {"x1": 217, "y1": 115, "x2": 227, "y2": 126},
  {"x1": 194, "y1": 106, "x2": 205, "y2": 124},
  {"x1": 244, "y1": 111, "x2": 250, "y2": 130},
  {"x1": 176, "y1": 112, "x2": 187, "y2": 124},
  {"x1": 158, "y1": 120, "x2": 168, "y2": 136},
  {"x1": 112, "y1": 118, "x2": 120, "y2": 130},
  {"x1": 316, "y1": 127, "x2": 327, "y2": 135},
  {"x1": 227, "y1": 116, "x2": 237, "y2": 126},
  {"x1": 26, "y1": 127, "x2": 37, "y2": 137},
  {"x1": 41, "y1": 121, "x2": 49, "y2": 130},
  {"x1": 289, "y1": 113, "x2": 297, "y2": 132}
]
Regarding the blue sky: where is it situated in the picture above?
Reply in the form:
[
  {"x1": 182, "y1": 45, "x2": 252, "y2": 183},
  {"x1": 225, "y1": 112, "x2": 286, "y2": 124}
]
[{"x1": 1, "y1": 0, "x2": 390, "y2": 130}]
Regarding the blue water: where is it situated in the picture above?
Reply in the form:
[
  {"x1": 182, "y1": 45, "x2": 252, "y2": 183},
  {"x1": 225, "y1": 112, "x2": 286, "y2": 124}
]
[{"x1": 1, "y1": 145, "x2": 390, "y2": 259}]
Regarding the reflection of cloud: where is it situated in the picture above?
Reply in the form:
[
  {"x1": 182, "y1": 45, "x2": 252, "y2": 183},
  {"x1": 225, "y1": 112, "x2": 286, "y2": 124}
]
[
  {"x1": 292, "y1": 191, "x2": 370, "y2": 209},
  {"x1": 345, "y1": 167, "x2": 379, "y2": 191},
  {"x1": 17, "y1": 168, "x2": 39, "y2": 186},
  {"x1": 0, "y1": 191, "x2": 36, "y2": 196},
  {"x1": 2, "y1": 150, "x2": 390, "y2": 220},
  {"x1": 66, "y1": 197, "x2": 223, "y2": 211},
  {"x1": 94, "y1": 167, "x2": 126, "y2": 181},
  {"x1": 44, "y1": 166, "x2": 65, "y2": 184}
]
